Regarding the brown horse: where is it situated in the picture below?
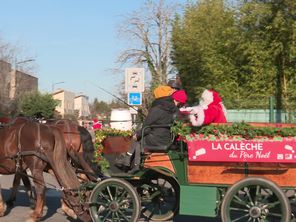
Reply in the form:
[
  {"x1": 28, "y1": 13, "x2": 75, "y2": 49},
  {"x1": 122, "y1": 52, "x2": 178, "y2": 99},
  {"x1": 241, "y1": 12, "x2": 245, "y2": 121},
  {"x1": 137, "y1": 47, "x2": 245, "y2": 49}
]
[
  {"x1": 46, "y1": 119, "x2": 99, "y2": 218},
  {"x1": 46, "y1": 119, "x2": 99, "y2": 180},
  {"x1": 6, "y1": 118, "x2": 98, "y2": 218},
  {"x1": 0, "y1": 120, "x2": 91, "y2": 221}
]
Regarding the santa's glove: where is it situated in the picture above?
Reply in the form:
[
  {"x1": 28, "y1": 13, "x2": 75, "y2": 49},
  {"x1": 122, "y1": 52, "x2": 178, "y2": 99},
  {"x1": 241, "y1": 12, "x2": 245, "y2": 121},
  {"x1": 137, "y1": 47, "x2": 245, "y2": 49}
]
[{"x1": 179, "y1": 107, "x2": 194, "y2": 115}]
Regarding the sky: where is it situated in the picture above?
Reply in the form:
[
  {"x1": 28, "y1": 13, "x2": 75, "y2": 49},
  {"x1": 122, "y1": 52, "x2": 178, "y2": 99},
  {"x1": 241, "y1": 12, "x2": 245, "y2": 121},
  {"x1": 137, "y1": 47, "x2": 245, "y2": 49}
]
[{"x1": 0, "y1": 0, "x2": 186, "y2": 103}]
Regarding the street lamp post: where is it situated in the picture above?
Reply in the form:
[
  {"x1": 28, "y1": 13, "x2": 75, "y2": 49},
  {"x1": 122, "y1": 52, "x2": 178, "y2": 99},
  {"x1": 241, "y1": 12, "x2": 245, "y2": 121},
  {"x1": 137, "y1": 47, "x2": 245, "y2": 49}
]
[
  {"x1": 52, "y1": 81, "x2": 65, "y2": 92},
  {"x1": 15, "y1": 59, "x2": 35, "y2": 70}
]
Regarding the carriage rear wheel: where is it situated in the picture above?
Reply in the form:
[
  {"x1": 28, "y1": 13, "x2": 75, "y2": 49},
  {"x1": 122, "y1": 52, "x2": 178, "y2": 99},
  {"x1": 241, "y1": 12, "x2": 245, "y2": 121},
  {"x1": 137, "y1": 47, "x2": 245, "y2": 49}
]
[
  {"x1": 221, "y1": 177, "x2": 291, "y2": 222},
  {"x1": 89, "y1": 178, "x2": 140, "y2": 222},
  {"x1": 141, "y1": 174, "x2": 179, "y2": 221}
]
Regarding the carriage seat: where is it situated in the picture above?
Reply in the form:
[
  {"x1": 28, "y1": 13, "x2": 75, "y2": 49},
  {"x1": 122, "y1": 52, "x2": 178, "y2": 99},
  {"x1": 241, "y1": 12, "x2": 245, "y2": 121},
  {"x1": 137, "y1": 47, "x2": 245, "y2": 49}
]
[{"x1": 144, "y1": 142, "x2": 177, "y2": 152}]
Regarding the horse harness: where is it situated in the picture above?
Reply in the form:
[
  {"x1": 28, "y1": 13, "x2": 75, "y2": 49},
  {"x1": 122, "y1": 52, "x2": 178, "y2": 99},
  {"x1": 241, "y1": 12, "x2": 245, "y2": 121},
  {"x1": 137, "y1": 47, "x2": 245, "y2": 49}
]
[{"x1": 0, "y1": 122, "x2": 48, "y2": 174}]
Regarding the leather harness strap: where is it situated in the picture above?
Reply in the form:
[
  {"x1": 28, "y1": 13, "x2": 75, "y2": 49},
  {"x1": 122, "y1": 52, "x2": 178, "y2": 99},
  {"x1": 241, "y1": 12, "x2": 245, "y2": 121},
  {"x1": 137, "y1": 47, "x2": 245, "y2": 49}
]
[{"x1": 15, "y1": 122, "x2": 46, "y2": 172}]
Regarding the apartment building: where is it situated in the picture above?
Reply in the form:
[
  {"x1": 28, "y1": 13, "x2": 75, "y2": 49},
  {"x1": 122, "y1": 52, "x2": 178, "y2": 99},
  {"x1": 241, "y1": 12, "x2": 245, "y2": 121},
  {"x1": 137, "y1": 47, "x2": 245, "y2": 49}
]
[
  {"x1": 0, "y1": 60, "x2": 38, "y2": 115},
  {"x1": 74, "y1": 94, "x2": 90, "y2": 118},
  {"x1": 52, "y1": 89, "x2": 75, "y2": 117},
  {"x1": 52, "y1": 89, "x2": 90, "y2": 118}
]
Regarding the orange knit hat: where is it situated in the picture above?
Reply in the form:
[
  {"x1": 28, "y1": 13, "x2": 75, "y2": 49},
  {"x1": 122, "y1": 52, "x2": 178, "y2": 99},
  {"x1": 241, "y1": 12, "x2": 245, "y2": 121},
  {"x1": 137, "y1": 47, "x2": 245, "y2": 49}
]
[{"x1": 153, "y1": 85, "x2": 174, "y2": 99}]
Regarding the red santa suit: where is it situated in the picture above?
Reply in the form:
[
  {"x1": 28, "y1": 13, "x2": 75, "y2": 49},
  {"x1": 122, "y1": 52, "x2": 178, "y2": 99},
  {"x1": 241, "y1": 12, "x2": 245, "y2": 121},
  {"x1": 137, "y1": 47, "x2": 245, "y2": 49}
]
[{"x1": 180, "y1": 89, "x2": 227, "y2": 126}]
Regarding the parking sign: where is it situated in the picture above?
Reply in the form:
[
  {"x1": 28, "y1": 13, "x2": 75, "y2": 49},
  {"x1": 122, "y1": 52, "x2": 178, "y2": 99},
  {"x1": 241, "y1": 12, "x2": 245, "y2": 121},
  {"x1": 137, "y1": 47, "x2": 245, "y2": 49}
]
[{"x1": 128, "y1": 92, "x2": 142, "y2": 105}]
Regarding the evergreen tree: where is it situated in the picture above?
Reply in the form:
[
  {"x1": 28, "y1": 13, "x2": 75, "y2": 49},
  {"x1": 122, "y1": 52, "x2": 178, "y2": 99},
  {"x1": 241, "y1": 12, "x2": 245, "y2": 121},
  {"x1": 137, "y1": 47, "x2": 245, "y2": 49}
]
[
  {"x1": 172, "y1": 0, "x2": 296, "y2": 117},
  {"x1": 19, "y1": 91, "x2": 58, "y2": 119}
]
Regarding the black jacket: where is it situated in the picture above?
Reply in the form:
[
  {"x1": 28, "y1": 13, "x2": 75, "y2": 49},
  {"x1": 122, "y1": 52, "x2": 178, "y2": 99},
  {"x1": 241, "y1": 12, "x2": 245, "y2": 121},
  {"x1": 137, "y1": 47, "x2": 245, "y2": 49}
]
[{"x1": 137, "y1": 96, "x2": 178, "y2": 147}]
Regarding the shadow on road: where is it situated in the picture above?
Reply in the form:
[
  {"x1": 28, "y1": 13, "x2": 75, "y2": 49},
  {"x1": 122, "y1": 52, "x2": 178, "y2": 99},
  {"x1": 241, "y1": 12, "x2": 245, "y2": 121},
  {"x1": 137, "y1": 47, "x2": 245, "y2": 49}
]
[
  {"x1": 1, "y1": 185, "x2": 221, "y2": 222},
  {"x1": 1, "y1": 186, "x2": 77, "y2": 221}
]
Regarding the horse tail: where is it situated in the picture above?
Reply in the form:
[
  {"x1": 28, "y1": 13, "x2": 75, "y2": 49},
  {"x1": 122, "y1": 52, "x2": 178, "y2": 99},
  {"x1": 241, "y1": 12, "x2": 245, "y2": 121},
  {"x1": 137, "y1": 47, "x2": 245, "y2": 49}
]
[
  {"x1": 78, "y1": 126, "x2": 100, "y2": 173},
  {"x1": 50, "y1": 126, "x2": 91, "y2": 221},
  {"x1": 50, "y1": 126, "x2": 80, "y2": 189}
]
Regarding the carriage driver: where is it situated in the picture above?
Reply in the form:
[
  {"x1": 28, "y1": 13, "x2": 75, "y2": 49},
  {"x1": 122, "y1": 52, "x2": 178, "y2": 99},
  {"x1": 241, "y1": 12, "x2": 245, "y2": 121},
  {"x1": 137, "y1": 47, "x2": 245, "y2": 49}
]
[{"x1": 116, "y1": 85, "x2": 188, "y2": 173}]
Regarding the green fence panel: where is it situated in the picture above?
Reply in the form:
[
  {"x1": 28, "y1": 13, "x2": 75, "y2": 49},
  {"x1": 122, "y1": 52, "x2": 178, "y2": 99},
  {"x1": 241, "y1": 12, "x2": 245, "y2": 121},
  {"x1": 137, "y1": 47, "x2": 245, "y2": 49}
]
[{"x1": 226, "y1": 109, "x2": 296, "y2": 123}]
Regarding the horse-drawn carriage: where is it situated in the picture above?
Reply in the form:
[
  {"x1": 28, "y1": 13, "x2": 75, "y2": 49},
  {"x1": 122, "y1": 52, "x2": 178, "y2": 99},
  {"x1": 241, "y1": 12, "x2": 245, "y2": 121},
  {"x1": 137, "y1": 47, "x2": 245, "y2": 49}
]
[{"x1": 1, "y1": 118, "x2": 296, "y2": 222}]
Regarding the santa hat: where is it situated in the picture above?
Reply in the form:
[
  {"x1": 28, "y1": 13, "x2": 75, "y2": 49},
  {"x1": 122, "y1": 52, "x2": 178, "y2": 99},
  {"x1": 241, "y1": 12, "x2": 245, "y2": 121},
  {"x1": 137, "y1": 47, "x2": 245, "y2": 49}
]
[{"x1": 154, "y1": 85, "x2": 174, "y2": 99}]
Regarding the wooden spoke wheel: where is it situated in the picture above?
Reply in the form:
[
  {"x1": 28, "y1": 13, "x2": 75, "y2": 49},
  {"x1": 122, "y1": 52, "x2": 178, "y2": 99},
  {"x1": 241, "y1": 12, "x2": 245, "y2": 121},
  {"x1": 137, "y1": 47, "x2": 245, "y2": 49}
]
[
  {"x1": 221, "y1": 177, "x2": 291, "y2": 222},
  {"x1": 141, "y1": 174, "x2": 179, "y2": 221},
  {"x1": 89, "y1": 178, "x2": 140, "y2": 222}
]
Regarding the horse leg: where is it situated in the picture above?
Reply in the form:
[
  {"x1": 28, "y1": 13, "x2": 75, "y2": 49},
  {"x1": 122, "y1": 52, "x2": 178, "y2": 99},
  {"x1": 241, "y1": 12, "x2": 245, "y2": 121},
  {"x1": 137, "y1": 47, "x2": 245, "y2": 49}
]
[
  {"x1": 0, "y1": 185, "x2": 7, "y2": 216},
  {"x1": 7, "y1": 171, "x2": 36, "y2": 209},
  {"x1": 46, "y1": 167, "x2": 77, "y2": 219},
  {"x1": 60, "y1": 199, "x2": 77, "y2": 219},
  {"x1": 22, "y1": 171, "x2": 36, "y2": 209},
  {"x1": 26, "y1": 168, "x2": 45, "y2": 222},
  {"x1": 6, "y1": 173, "x2": 21, "y2": 207}
]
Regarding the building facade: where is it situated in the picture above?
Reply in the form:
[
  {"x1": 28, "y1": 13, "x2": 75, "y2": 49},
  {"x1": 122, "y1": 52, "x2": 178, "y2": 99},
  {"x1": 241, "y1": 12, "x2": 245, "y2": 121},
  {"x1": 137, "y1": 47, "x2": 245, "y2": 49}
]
[
  {"x1": 74, "y1": 94, "x2": 90, "y2": 118},
  {"x1": 10, "y1": 69, "x2": 38, "y2": 99},
  {"x1": 0, "y1": 60, "x2": 38, "y2": 115},
  {"x1": 52, "y1": 89, "x2": 76, "y2": 117}
]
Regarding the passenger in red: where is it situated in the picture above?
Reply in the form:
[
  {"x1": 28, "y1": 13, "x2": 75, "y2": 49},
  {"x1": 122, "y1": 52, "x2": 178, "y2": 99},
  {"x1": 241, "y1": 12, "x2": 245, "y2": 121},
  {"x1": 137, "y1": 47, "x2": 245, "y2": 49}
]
[
  {"x1": 93, "y1": 118, "x2": 102, "y2": 130},
  {"x1": 180, "y1": 89, "x2": 227, "y2": 126}
]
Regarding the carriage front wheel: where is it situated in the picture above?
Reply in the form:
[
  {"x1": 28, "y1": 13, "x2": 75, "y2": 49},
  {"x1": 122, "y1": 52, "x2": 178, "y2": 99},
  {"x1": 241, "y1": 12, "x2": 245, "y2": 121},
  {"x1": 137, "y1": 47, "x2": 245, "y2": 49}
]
[
  {"x1": 89, "y1": 178, "x2": 141, "y2": 222},
  {"x1": 221, "y1": 177, "x2": 291, "y2": 222}
]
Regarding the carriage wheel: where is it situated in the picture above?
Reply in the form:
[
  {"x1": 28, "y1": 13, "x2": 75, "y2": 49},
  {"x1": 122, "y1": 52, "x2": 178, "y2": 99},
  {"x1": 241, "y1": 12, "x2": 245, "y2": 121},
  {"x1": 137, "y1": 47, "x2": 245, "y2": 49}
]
[
  {"x1": 89, "y1": 178, "x2": 140, "y2": 222},
  {"x1": 141, "y1": 174, "x2": 179, "y2": 221},
  {"x1": 221, "y1": 177, "x2": 291, "y2": 222}
]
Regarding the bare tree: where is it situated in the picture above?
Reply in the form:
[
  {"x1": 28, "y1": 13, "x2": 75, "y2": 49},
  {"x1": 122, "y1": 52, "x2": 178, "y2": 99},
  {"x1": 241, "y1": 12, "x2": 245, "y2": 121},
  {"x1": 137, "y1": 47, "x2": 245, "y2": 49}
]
[
  {"x1": 0, "y1": 36, "x2": 36, "y2": 115},
  {"x1": 0, "y1": 36, "x2": 36, "y2": 74},
  {"x1": 117, "y1": 0, "x2": 178, "y2": 88},
  {"x1": 0, "y1": 37, "x2": 17, "y2": 62}
]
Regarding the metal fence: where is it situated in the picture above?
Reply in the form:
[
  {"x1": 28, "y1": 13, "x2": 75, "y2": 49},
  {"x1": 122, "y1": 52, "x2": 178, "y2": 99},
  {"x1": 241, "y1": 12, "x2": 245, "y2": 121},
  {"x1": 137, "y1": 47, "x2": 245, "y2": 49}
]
[{"x1": 227, "y1": 109, "x2": 296, "y2": 123}]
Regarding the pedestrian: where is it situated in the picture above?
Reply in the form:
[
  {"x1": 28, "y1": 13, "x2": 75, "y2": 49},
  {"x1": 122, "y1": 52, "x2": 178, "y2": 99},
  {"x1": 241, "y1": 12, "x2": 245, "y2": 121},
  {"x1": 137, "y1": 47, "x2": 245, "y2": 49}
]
[{"x1": 167, "y1": 74, "x2": 182, "y2": 91}]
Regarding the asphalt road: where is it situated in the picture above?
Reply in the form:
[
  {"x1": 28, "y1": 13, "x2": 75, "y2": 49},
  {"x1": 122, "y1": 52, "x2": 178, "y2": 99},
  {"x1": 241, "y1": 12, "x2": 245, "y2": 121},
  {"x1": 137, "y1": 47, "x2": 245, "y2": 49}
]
[{"x1": 0, "y1": 174, "x2": 221, "y2": 222}]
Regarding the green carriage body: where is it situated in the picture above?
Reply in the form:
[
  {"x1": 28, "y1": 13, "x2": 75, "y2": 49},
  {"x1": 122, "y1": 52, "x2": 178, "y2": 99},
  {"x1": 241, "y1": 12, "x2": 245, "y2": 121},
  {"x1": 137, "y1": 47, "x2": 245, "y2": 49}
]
[{"x1": 89, "y1": 122, "x2": 296, "y2": 222}]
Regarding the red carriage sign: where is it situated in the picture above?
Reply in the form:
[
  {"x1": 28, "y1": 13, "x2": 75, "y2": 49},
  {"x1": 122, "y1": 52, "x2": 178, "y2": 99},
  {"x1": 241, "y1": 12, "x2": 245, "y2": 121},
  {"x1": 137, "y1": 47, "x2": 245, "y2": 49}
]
[{"x1": 187, "y1": 138, "x2": 296, "y2": 163}]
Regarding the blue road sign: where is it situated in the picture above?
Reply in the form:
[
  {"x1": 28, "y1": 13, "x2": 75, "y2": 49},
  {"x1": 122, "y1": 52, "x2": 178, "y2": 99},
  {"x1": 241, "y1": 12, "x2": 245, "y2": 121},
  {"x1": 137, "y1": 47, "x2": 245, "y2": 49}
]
[{"x1": 128, "y1": 92, "x2": 142, "y2": 105}]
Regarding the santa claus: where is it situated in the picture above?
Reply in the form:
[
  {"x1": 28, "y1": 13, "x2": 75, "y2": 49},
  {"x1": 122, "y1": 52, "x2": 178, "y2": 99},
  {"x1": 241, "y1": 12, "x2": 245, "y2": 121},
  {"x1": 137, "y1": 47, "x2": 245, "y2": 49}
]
[{"x1": 180, "y1": 89, "x2": 227, "y2": 126}]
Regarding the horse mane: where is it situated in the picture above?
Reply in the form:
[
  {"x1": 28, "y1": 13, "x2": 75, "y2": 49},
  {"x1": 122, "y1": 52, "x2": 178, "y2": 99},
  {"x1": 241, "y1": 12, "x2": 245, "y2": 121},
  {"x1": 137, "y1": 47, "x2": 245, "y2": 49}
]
[{"x1": 78, "y1": 126, "x2": 100, "y2": 173}]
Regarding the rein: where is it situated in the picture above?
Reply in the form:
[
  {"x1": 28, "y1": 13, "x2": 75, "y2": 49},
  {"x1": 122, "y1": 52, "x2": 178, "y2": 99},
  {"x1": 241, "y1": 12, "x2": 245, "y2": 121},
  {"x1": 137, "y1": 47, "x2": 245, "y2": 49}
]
[{"x1": 15, "y1": 170, "x2": 68, "y2": 192}]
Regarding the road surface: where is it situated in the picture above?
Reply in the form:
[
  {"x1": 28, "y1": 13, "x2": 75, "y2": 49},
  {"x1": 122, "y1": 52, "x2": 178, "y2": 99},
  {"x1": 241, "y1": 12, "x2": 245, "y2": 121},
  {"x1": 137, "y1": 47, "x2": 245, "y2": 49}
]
[{"x1": 0, "y1": 174, "x2": 221, "y2": 222}]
